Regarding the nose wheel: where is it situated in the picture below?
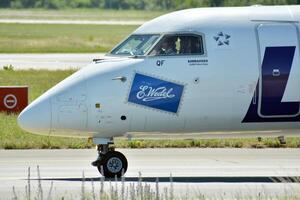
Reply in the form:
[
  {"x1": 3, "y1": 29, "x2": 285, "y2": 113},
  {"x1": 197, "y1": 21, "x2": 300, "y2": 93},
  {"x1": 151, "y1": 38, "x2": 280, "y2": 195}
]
[
  {"x1": 98, "y1": 151, "x2": 128, "y2": 178},
  {"x1": 92, "y1": 144, "x2": 128, "y2": 178}
]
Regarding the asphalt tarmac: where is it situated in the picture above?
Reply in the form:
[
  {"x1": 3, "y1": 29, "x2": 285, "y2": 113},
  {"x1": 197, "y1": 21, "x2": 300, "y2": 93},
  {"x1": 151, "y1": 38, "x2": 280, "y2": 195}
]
[
  {"x1": 0, "y1": 53, "x2": 104, "y2": 70},
  {"x1": 0, "y1": 148, "x2": 299, "y2": 199}
]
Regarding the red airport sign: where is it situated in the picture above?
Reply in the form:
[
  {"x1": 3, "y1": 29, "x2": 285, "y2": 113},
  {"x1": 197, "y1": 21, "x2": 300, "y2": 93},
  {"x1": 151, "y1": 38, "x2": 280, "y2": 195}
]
[{"x1": 0, "y1": 86, "x2": 28, "y2": 113}]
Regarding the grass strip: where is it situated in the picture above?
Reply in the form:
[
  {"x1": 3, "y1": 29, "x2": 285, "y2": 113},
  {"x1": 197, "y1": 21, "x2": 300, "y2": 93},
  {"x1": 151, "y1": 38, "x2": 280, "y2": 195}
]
[
  {"x1": 0, "y1": 23, "x2": 137, "y2": 53},
  {"x1": 0, "y1": 9, "x2": 165, "y2": 21},
  {"x1": 115, "y1": 137, "x2": 300, "y2": 148}
]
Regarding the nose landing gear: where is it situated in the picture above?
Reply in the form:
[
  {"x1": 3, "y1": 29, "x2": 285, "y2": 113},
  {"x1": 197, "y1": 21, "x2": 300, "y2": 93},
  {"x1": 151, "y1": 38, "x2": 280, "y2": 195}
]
[{"x1": 91, "y1": 143, "x2": 128, "y2": 178}]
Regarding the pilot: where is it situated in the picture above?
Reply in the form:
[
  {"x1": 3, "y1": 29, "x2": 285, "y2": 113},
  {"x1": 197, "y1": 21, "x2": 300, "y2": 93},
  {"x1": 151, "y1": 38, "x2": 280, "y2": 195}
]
[
  {"x1": 159, "y1": 37, "x2": 177, "y2": 55},
  {"x1": 179, "y1": 36, "x2": 191, "y2": 54}
]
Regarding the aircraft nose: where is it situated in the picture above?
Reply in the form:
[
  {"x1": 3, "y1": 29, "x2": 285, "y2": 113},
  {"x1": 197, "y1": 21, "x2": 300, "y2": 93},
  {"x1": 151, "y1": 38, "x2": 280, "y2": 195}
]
[{"x1": 18, "y1": 98, "x2": 51, "y2": 135}]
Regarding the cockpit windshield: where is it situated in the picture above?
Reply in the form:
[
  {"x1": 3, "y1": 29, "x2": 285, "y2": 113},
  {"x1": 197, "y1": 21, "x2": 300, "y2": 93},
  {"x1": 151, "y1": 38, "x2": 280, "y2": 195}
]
[{"x1": 110, "y1": 34, "x2": 160, "y2": 56}]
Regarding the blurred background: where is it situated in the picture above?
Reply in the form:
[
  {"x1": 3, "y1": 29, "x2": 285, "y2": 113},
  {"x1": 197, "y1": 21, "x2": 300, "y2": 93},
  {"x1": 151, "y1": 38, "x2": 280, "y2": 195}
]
[
  {"x1": 0, "y1": 0, "x2": 299, "y2": 54},
  {"x1": 1, "y1": 0, "x2": 300, "y2": 10}
]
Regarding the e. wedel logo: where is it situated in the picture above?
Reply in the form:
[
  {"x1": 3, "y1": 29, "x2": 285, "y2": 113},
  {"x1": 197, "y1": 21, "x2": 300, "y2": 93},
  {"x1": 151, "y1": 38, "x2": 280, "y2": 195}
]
[
  {"x1": 136, "y1": 85, "x2": 175, "y2": 102},
  {"x1": 128, "y1": 73, "x2": 184, "y2": 113}
]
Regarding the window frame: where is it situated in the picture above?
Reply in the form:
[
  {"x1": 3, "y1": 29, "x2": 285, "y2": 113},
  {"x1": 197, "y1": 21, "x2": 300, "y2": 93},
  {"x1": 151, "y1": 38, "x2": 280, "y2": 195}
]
[
  {"x1": 108, "y1": 34, "x2": 162, "y2": 57},
  {"x1": 147, "y1": 32, "x2": 207, "y2": 57}
]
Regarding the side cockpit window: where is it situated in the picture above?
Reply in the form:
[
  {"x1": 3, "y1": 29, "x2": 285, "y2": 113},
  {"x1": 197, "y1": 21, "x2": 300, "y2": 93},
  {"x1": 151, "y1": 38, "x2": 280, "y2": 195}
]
[
  {"x1": 149, "y1": 34, "x2": 204, "y2": 56},
  {"x1": 110, "y1": 34, "x2": 160, "y2": 56}
]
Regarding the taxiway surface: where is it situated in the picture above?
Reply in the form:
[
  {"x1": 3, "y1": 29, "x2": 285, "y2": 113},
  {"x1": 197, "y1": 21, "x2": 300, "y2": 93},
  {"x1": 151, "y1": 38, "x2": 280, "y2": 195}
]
[
  {"x1": 0, "y1": 148, "x2": 299, "y2": 199},
  {"x1": 0, "y1": 53, "x2": 104, "y2": 70}
]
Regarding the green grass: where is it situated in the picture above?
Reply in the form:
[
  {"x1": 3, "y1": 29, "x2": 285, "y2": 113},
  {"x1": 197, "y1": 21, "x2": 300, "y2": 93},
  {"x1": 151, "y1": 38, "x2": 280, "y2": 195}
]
[
  {"x1": 0, "y1": 23, "x2": 137, "y2": 53},
  {"x1": 0, "y1": 112, "x2": 93, "y2": 149},
  {"x1": 115, "y1": 137, "x2": 300, "y2": 148},
  {"x1": 1, "y1": 69, "x2": 300, "y2": 149},
  {"x1": 0, "y1": 8, "x2": 165, "y2": 21},
  {"x1": 0, "y1": 69, "x2": 94, "y2": 149},
  {"x1": 0, "y1": 69, "x2": 76, "y2": 101},
  {"x1": 0, "y1": 9, "x2": 164, "y2": 53}
]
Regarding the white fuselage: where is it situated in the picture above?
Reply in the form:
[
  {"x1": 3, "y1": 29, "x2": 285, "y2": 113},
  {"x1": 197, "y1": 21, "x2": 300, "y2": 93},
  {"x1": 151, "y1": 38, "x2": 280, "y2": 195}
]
[{"x1": 18, "y1": 5, "x2": 300, "y2": 139}]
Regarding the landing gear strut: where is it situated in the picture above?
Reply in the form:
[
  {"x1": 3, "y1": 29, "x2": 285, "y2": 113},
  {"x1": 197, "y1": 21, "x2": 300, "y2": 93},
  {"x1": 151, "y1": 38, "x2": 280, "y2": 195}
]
[{"x1": 91, "y1": 143, "x2": 128, "y2": 178}]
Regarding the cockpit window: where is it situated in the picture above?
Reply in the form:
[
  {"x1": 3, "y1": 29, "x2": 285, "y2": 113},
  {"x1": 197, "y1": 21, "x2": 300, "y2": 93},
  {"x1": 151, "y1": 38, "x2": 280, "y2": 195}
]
[
  {"x1": 110, "y1": 34, "x2": 160, "y2": 56},
  {"x1": 149, "y1": 34, "x2": 204, "y2": 56}
]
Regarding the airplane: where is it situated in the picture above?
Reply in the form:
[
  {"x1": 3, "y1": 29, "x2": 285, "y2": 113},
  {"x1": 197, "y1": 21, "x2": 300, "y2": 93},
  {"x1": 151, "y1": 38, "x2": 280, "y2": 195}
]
[{"x1": 18, "y1": 5, "x2": 300, "y2": 178}]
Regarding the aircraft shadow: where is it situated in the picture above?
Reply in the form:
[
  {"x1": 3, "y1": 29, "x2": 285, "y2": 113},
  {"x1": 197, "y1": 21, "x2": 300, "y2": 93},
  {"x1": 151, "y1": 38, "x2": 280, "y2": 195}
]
[{"x1": 33, "y1": 176, "x2": 299, "y2": 183}]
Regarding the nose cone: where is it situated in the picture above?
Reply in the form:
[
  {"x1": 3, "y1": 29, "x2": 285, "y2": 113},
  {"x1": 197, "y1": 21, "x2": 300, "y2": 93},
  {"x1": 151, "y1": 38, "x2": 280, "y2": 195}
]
[{"x1": 18, "y1": 98, "x2": 51, "y2": 135}]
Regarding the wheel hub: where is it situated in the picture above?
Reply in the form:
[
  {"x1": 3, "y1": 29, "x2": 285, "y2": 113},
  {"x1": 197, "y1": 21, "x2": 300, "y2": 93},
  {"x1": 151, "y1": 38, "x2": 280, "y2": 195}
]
[{"x1": 107, "y1": 157, "x2": 123, "y2": 173}]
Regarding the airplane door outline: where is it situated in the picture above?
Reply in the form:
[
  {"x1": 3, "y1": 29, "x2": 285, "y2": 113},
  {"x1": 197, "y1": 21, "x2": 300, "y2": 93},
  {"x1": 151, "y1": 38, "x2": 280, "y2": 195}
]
[
  {"x1": 243, "y1": 23, "x2": 300, "y2": 123},
  {"x1": 257, "y1": 23, "x2": 300, "y2": 118},
  {"x1": 258, "y1": 46, "x2": 299, "y2": 118}
]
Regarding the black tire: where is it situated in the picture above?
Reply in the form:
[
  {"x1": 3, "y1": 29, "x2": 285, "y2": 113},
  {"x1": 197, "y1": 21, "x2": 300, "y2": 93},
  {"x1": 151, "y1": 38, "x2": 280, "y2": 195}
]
[{"x1": 97, "y1": 151, "x2": 128, "y2": 178}]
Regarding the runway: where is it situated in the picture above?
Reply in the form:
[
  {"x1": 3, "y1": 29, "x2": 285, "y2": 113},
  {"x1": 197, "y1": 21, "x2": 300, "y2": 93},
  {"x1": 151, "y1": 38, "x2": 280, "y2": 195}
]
[
  {"x1": 0, "y1": 148, "x2": 300, "y2": 199},
  {"x1": 0, "y1": 53, "x2": 104, "y2": 70},
  {"x1": 0, "y1": 19, "x2": 145, "y2": 25}
]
